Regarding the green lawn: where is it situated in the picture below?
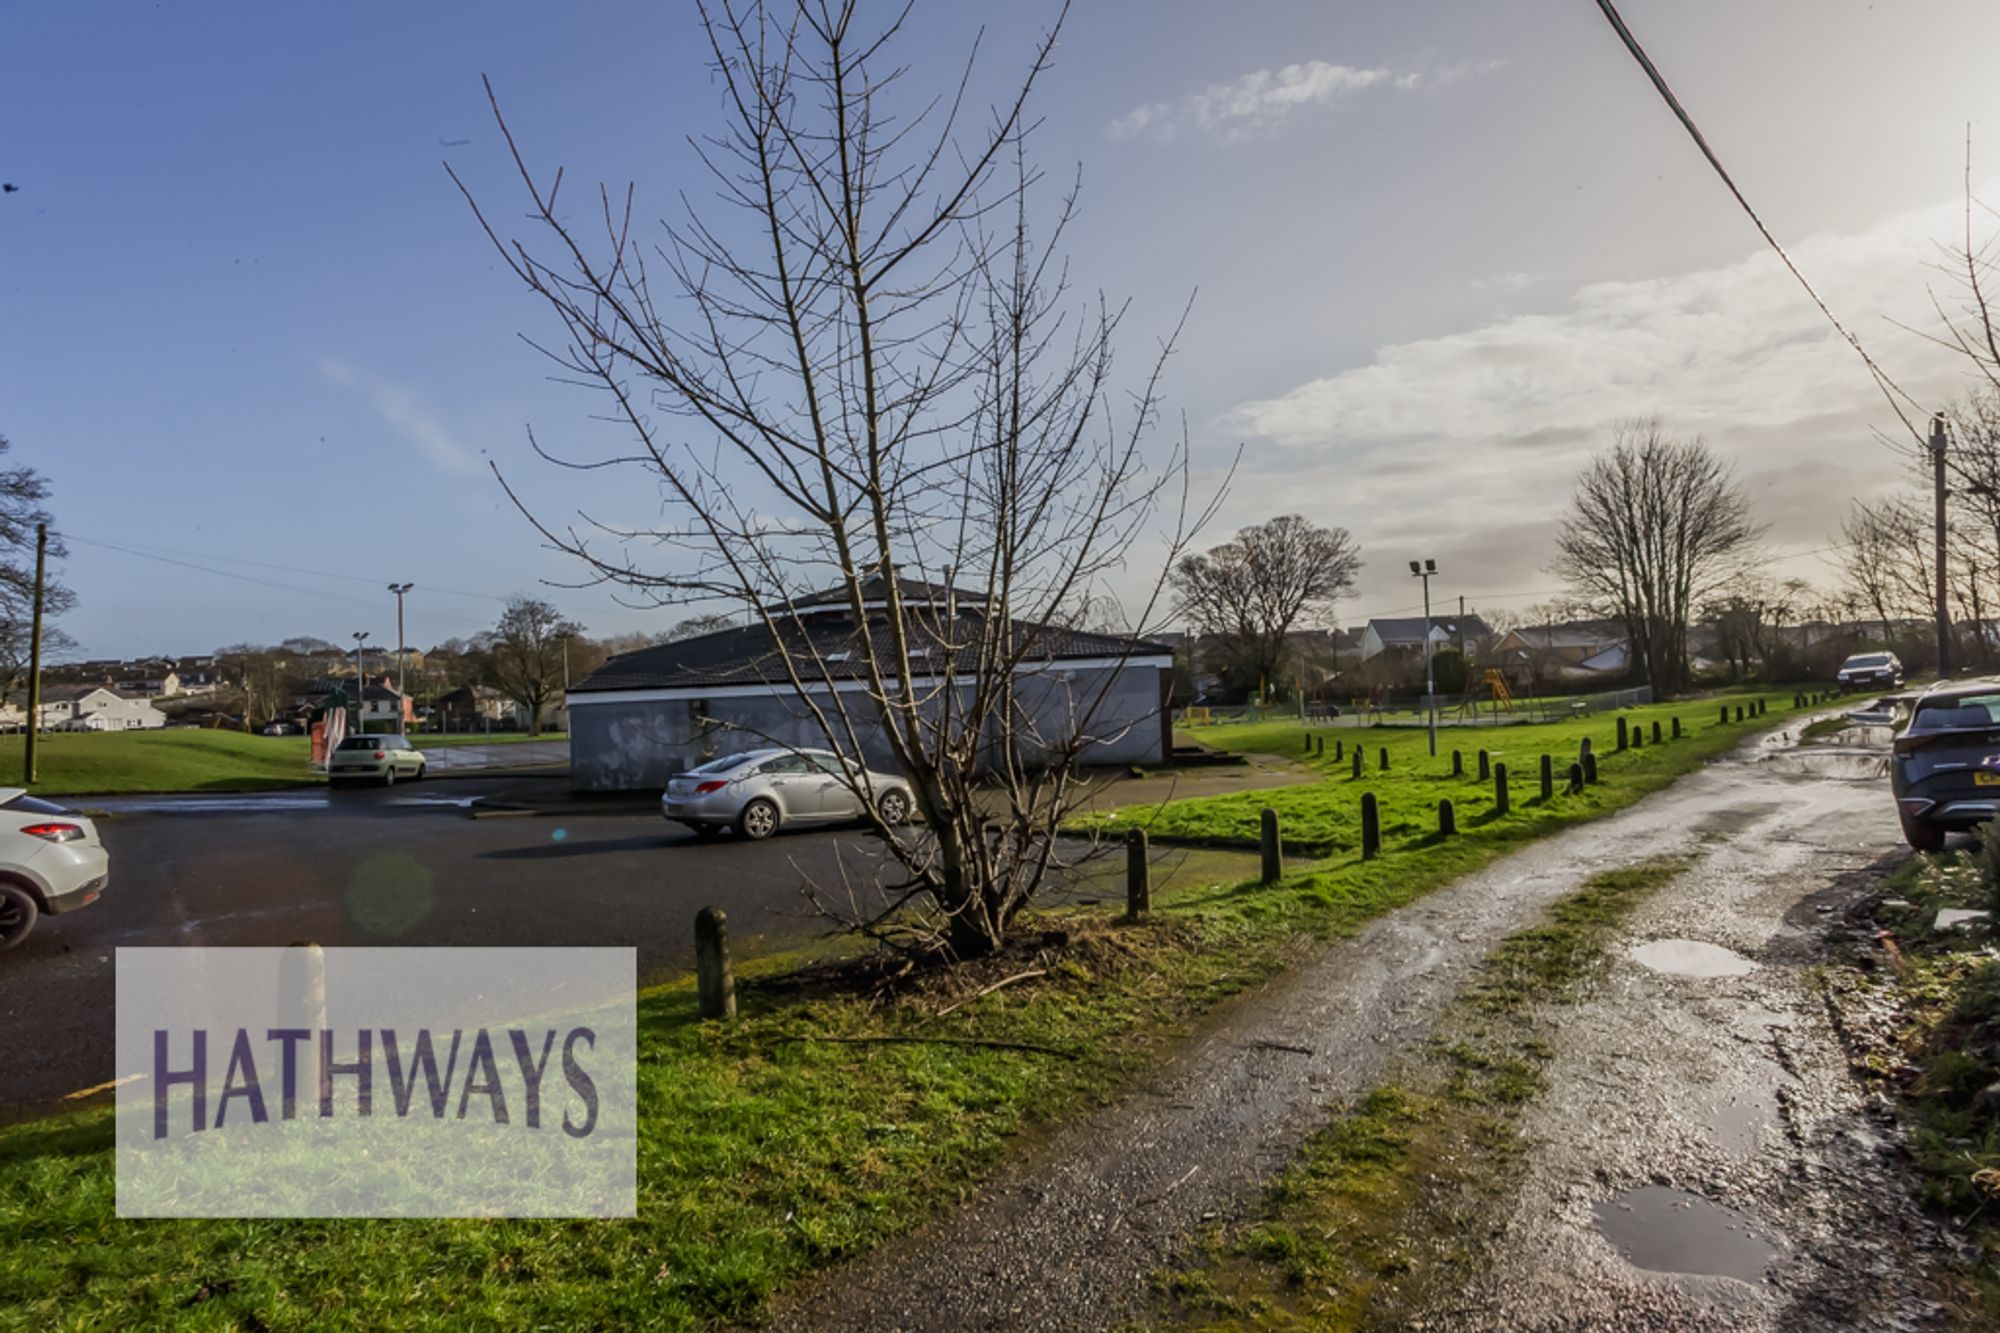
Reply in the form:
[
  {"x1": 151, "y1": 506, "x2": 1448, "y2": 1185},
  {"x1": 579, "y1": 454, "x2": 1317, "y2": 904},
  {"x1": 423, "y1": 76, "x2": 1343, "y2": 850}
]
[
  {"x1": 0, "y1": 688, "x2": 1814, "y2": 1329},
  {"x1": 1098, "y1": 693, "x2": 1797, "y2": 855},
  {"x1": 1, "y1": 729, "x2": 317, "y2": 796}
]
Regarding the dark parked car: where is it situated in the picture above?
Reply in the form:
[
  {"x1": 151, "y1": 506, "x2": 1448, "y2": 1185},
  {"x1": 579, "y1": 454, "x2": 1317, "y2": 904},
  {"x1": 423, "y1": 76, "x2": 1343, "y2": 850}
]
[
  {"x1": 1890, "y1": 679, "x2": 2000, "y2": 850},
  {"x1": 1837, "y1": 651, "x2": 1903, "y2": 691}
]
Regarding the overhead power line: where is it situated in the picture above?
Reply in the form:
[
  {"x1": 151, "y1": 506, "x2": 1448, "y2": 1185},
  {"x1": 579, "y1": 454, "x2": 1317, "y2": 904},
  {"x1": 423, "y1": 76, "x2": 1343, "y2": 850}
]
[{"x1": 1588, "y1": 0, "x2": 1928, "y2": 444}]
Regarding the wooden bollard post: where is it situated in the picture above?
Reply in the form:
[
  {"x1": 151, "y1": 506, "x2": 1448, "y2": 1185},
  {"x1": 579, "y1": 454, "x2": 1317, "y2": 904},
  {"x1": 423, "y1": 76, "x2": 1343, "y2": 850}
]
[
  {"x1": 1672, "y1": 716, "x2": 1682, "y2": 739},
  {"x1": 1582, "y1": 750, "x2": 1598, "y2": 784},
  {"x1": 1630, "y1": 727, "x2": 1641, "y2": 750},
  {"x1": 1568, "y1": 761, "x2": 1586, "y2": 795},
  {"x1": 1616, "y1": 716, "x2": 1629, "y2": 750},
  {"x1": 1334, "y1": 739, "x2": 1344, "y2": 762},
  {"x1": 1260, "y1": 807, "x2": 1282, "y2": 884},
  {"x1": 1437, "y1": 798, "x2": 1456, "y2": 837},
  {"x1": 1125, "y1": 827, "x2": 1150, "y2": 918},
  {"x1": 1719, "y1": 704, "x2": 1729, "y2": 725},
  {"x1": 1651, "y1": 720, "x2": 1662, "y2": 744},
  {"x1": 1540, "y1": 753, "x2": 1554, "y2": 801},
  {"x1": 1379, "y1": 746, "x2": 1389, "y2": 772},
  {"x1": 1361, "y1": 792, "x2": 1381, "y2": 860},
  {"x1": 1304, "y1": 734, "x2": 1313, "y2": 753},
  {"x1": 1351, "y1": 748, "x2": 1363, "y2": 778},
  {"x1": 1451, "y1": 749, "x2": 1463, "y2": 777},
  {"x1": 1734, "y1": 704, "x2": 1744, "y2": 723},
  {"x1": 695, "y1": 906, "x2": 736, "y2": 1020},
  {"x1": 1494, "y1": 763, "x2": 1509, "y2": 815},
  {"x1": 1477, "y1": 749, "x2": 1491, "y2": 781},
  {"x1": 1316, "y1": 735, "x2": 1325, "y2": 757}
]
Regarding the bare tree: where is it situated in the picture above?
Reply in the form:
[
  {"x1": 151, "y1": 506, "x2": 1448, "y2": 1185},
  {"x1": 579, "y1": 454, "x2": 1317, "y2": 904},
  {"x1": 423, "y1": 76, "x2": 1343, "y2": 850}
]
[
  {"x1": 485, "y1": 597, "x2": 583, "y2": 736},
  {"x1": 454, "y1": 1, "x2": 1206, "y2": 958},
  {"x1": 0, "y1": 434, "x2": 75, "y2": 700},
  {"x1": 1170, "y1": 515, "x2": 1360, "y2": 700},
  {"x1": 1552, "y1": 421, "x2": 1760, "y2": 695}
]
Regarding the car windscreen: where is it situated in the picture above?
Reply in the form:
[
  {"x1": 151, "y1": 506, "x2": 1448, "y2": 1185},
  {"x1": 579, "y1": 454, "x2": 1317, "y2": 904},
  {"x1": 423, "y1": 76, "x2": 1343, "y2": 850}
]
[
  {"x1": 1914, "y1": 694, "x2": 2000, "y2": 729},
  {"x1": 1844, "y1": 655, "x2": 1891, "y2": 669},
  {"x1": 685, "y1": 752, "x2": 759, "y2": 775}
]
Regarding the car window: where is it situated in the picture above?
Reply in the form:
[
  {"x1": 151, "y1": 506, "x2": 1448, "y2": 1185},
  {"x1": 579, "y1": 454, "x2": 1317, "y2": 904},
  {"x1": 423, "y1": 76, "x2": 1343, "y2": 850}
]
[
  {"x1": 337, "y1": 736, "x2": 381, "y2": 751},
  {"x1": 804, "y1": 753, "x2": 846, "y2": 775},
  {"x1": 759, "y1": 754, "x2": 810, "y2": 775},
  {"x1": 1845, "y1": 655, "x2": 1890, "y2": 669},
  {"x1": 687, "y1": 752, "x2": 757, "y2": 775},
  {"x1": 1916, "y1": 695, "x2": 2000, "y2": 728}
]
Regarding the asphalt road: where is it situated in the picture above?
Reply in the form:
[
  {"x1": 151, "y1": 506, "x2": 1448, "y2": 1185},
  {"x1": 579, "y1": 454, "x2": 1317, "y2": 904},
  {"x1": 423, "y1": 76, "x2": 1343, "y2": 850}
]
[{"x1": 0, "y1": 777, "x2": 904, "y2": 1122}]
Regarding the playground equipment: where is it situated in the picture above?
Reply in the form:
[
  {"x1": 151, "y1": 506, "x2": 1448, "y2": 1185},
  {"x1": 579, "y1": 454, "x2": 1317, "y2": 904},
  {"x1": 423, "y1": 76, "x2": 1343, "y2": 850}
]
[{"x1": 1455, "y1": 669, "x2": 1516, "y2": 720}]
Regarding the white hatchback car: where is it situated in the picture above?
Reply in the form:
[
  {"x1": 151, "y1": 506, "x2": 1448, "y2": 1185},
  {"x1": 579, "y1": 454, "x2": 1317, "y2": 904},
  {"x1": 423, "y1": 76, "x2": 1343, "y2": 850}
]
[
  {"x1": 326, "y1": 733, "x2": 428, "y2": 787},
  {"x1": 0, "y1": 789, "x2": 109, "y2": 950},
  {"x1": 661, "y1": 747, "x2": 913, "y2": 839}
]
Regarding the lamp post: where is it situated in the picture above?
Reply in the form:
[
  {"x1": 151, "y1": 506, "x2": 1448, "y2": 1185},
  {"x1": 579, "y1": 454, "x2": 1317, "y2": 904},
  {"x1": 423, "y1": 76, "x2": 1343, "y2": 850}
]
[
  {"x1": 351, "y1": 631, "x2": 370, "y2": 734},
  {"x1": 1930, "y1": 414, "x2": 1952, "y2": 677},
  {"x1": 1409, "y1": 558, "x2": 1439, "y2": 756},
  {"x1": 387, "y1": 582, "x2": 414, "y2": 699}
]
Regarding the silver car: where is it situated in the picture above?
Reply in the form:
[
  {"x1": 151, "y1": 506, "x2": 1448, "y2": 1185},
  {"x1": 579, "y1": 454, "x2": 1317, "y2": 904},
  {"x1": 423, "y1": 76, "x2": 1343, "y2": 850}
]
[
  {"x1": 661, "y1": 747, "x2": 913, "y2": 840},
  {"x1": 327, "y1": 733, "x2": 428, "y2": 787}
]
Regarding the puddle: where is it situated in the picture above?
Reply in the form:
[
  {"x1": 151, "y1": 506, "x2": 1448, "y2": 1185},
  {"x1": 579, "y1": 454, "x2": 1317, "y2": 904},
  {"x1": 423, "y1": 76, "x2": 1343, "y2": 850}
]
[
  {"x1": 1757, "y1": 750, "x2": 1890, "y2": 781},
  {"x1": 1629, "y1": 939, "x2": 1758, "y2": 977},
  {"x1": 1594, "y1": 1186, "x2": 1779, "y2": 1282},
  {"x1": 88, "y1": 794, "x2": 331, "y2": 815}
]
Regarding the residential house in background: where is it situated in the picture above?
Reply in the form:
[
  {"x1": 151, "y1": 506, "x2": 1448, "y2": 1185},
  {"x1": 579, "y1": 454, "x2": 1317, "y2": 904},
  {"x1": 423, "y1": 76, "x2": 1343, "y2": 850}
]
[
  {"x1": 1493, "y1": 621, "x2": 1630, "y2": 685},
  {"x1": 296, "y1": 677, "x2": 412, "y2": 732},
  {"x1": 37, "y1": 685, "x2": 166, "y2": 731},
  {"x1": 1358, "y1": 615, "x2": 1493, "y2": 661}
]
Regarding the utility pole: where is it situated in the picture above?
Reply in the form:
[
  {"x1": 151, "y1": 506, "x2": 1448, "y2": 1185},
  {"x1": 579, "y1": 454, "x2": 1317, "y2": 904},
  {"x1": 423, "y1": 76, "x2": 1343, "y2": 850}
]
[
  {"x1": 23, "y1": 523, "x2": 46, "y2": 785},
  {"x1": 1410, "y1": 558, "x2": 1439, "y2": 756},
  {"x1": 387, "y1": 582, "x2": 414, "y2": 698},
  {"x1": 1932, "y1": 413, "x2": 1952, "y2": 677}
]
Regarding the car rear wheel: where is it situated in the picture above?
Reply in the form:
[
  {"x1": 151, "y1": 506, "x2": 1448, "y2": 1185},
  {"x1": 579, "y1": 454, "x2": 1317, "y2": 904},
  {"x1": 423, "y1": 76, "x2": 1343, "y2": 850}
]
[
  {"x1": 415, "y1": 763, "x2": 427, "y2": 782},
  {"x1": 1899, "y1": 811, "x2": 1946, "y2": 853},
  {"x1": 0, "y1": 883, "x2": 39, "y2": 951},
  {"x1": 382, "y1": 768, "x2": 397, "y2": 788},
  {"x1": 877, "y1": 790, "x2": 911, "y2": 825},
  {"x1": 737, "y1": 799, "x2": 779, "y2": 840}
]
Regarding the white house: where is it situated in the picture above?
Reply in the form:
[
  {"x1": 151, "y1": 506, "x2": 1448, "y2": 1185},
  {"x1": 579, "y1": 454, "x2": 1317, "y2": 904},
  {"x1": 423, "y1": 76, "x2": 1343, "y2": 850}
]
[
  {"x1": 41, "y1": 686, "x2": 166, "y2": 731},
  {"x1": 1358, "y1": 615, "x2": 1494, "y2": 661}
]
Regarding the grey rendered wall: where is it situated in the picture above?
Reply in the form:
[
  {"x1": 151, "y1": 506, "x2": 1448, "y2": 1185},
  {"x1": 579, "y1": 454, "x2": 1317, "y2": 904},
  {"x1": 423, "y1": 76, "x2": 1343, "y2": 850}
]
[{"x1": 569, "y1": 665, "x2": 1167, "y2": 792}]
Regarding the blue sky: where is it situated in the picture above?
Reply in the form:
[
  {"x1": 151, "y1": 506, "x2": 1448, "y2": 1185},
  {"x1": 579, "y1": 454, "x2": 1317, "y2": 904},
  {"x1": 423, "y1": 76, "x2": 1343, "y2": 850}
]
[{"x1": 6, "y1": 0, "x2": 2000, "y2": 657}]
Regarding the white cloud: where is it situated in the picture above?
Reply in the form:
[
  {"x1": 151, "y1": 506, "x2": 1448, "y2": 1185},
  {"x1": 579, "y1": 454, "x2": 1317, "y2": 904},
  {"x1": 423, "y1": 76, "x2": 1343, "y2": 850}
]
[
  {"x1": 1110, "y1": 58, "x2": 1502, "y2": 143},
  {"x1": 316, "y1": 356, "x2": 481, "y2": 476},
  {"x1": 1204, "y1": 196, "x2": 1989, "y2": 611}
]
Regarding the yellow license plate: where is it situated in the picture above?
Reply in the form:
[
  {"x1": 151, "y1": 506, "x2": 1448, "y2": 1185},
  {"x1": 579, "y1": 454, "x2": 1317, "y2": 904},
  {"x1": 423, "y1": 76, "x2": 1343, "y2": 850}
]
[{"x1": 1976, "y1": 771, "x2": 2000, "y2": 786}]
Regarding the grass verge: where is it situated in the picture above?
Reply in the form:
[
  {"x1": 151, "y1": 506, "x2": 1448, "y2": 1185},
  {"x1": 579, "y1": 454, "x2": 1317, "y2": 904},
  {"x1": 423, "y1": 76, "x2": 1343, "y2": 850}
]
[
  {"x1": 3, "y1": 730, "x2": 318, "y2": 796},
  {"x1": 1825, "y1": 848, "x2": 2000, "y2": 1318},
  {"x1": 0, "y1": 694, "x2": 1789, "y2": 1329},
  {"x1": 1150, "y1": 857, "x2": 1690, "y2": 1329}
]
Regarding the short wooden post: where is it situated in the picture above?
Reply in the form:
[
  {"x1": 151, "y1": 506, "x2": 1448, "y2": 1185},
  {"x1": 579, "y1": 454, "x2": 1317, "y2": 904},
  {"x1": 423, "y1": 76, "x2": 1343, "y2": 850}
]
[
  {"x1": 1351, "y1": 748, "x2": 1363, "y2": 778},
  {"x1": 1316, "y1": 735, "x2": 1325, "y2": 757},
  {"x1": 1334, "y1": 739, "x2": 1344, "y2": 762},
  {"x1": 1568, "y1": 761, "x2": 1586, "y2": 795},
  {"x1": 1672, "y1": 716, "x2": 1682, "y2": 739},
  {"x1": 1734, "y1": 704, "x2": 1744, "y2": 723},
  {"x1": 1361, "y1": 792, "x2": 1381, "y2": 860},
  {"x1": 1494, "y1": 762, "x2": 1509, "y2": 815},
  {"x1": 695, "y1": 906, "x2": 736, "y2": 1020},
  {"x1": 1616, "y1": 716, "x2": 1629, "y2": 751},
  {"x1": 1451, "y1": 748, "x2": 1463, "y2": 777},
  {"x1": 1125, "y1": 827, "x2": 1150, "y2": 918},
  {"x1": 1719, "y1": 705, "x2": 1729, "y2": 725},
  {"x1": 1303, "y1": 734, "x2": 1313, "y2": 753},
  {"x1": 1260, "y1": 807, "x2": 1282, "y2": 884},
  {"x1": 1582, "y1": 750, "x2": 1598, "y2": 784},
  {"x1": 1651, "y1": 720, "x2": 1662, "y2": 744},
  {"x1": 1437, "y1": 798, "x2": 1456, "y2": 837},
  {"x1": 1630, "y1": 726, "x2": 1641, "y2": 750},
  {"x1": 1477, "y1": 748, "x2": 1491, "y2": 780},
  {"x1": 1540, "y1": 753, "x2": 1554, "y2": 801},
  {"x1": 1379, "y1": 746, "x2": 1389, "y2": 772}
]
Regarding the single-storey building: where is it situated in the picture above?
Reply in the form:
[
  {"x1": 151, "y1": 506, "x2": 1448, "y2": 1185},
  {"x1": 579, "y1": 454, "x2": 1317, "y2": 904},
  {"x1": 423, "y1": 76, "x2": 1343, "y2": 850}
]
[{"x1": 566, "y1": 578, "x2": 1176, "y2": 792}]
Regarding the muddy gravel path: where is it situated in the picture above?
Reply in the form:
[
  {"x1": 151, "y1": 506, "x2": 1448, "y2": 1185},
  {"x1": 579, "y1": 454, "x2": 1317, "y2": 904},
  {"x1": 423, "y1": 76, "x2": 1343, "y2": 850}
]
[
  {"x1": 1414, "y1": 728, "x2": 1962, "y2": 1332},
  {"x1": 768, "y1": 722, "x2": 1921, "y2": 1332}
]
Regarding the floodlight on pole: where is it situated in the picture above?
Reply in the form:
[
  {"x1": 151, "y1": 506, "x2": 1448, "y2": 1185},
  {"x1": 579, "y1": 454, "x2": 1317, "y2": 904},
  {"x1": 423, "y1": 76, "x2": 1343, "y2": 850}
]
[
  {"x1": 1411, "y1": 559, "x2": 1439, "y2": 756},
  {"x1": 351, "y1": 631, "x2": 370, "y2": 733},
  {"x1": 387, "y1": 582, "x2": 415, "y2": 699}
]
